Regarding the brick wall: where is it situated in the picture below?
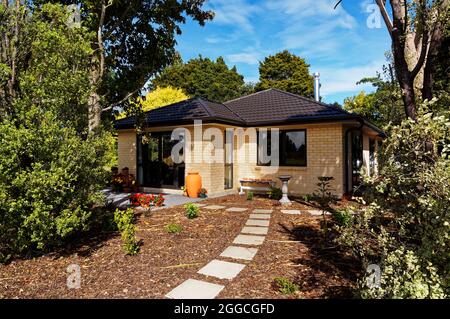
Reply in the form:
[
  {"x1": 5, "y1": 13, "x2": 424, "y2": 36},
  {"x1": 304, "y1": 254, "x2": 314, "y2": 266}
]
[{"x1": 117, "y1": 130, "x2": 137, "y2": 175}]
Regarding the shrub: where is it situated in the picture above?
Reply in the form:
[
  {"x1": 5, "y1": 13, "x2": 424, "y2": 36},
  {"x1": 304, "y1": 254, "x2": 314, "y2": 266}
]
[
  {"x1": 332, "y1": 208, "x2": 353, "y2": 227},
  {"x1": 273, "y1": 277, "x2": 299, "y2": 295},
  {"x1": 336, "y1": 106, "x2": 450, "y2": 298},
  {"x1": 247, "y1": 191, "x2": 254, "y2": 201},
  {"x1": 165, "y1": 223, "x2": 183, "y2": 234},
  {"x1": 185, "y1": 203, "x2": 200, "y2": 219},
  {"x1": 113, "y1": 208, "x2": 140, "y2": 255},
  {"x1": 267, "y1": 186, "x2": 282, "y2": 200}
]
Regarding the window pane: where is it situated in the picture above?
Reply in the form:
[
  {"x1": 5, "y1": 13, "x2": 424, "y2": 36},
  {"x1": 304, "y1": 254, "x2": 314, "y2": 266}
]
[
  {"x1": 257, "y1": 130, "x2": 271, "y2": 165},
  {"x1": 224, "y1": 165, "x2": 233, "y2": 189},
  {"x1": 282, "y1": 131, "x2": 306, "y2": 166}
]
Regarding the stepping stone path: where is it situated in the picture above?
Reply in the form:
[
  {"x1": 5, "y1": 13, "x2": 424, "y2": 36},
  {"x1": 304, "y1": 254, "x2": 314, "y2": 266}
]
[
  {"x1": 220, "y1": 246, "x2": 258, "y2": 261},
  {"x1": 281, "y1": 209, "x2": 302, "y2": 215},
  {"x1": 204, "y1": 205, "x2": 226, "y2": 210},
  {"x1": 226, "y1": 207, "x2": 248, "y2": 212},
  {"x1": 166, "y1": 279, "x2": 224, "y2": 299},
  {"x1": 249, "y1": 213, "x2": 271, "y2": 220},
  {"x1": 246, "y1": 219, "x2": 270, "y2": 227},
  {"x1": 241, "y1": 226, "x2": 269, "y2": 235},
  {"x1": 165, "y1": 205, "x2": 273, "y2": 299},
  {"x1": 305, "y1": 209, "x2": 331, "y2": 216},
  {"x1": 198, "y1": 259, "x2": 246, "y2": 280}
]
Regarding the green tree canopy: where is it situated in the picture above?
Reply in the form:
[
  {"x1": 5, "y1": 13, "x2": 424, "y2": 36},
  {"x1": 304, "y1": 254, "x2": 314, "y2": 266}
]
[
  {"x1": 152, "y1": 56, "x2": 247, "y2": 102},
  {"x1": 255, "y1": 50, "x2": 314, "y2": 98},
  {"x1": 26, "y1": 0, "x2": 214, "y2": 132}
]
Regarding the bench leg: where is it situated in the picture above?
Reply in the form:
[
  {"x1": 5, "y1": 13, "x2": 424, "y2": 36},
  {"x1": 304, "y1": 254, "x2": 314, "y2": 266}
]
[{"x1": 239, "y1": 185, "x2": 245, "y2": 195}]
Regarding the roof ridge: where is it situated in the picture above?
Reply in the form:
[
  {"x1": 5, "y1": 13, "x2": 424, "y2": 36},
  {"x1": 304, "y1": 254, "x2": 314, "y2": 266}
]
[
  {"x1": 270, "y1": 88, "x2": 352, "y2": 115},
  {"x1": 223, "y1": 88, "x2": 273, "y2": 104},
  {"x1": 195, "y1": 97, "x2": 215, "y2": 117},
  {"x1": 139, "y1": 96, "x2": 197, "y2": 116}
]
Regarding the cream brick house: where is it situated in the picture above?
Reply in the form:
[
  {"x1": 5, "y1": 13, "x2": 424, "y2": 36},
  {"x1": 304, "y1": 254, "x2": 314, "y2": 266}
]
[{"x1": 115, "y1": 89, "x2": 384, "y2": 198}]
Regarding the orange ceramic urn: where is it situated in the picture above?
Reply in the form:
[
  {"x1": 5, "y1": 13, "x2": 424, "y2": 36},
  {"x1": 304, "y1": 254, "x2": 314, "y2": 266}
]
[{"x1": 186, "y1": 172, "x2": 202, "y2": 198}]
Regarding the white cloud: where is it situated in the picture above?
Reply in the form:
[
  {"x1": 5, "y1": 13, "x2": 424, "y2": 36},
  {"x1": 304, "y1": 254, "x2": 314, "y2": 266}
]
[
  {"x1": 319, "y1": 60, "x2": 385, "y2": 96},
  {"x1": 207, "y1": 0, "x2": 260, "y2": 33},
  {"x1": 227, "y1": 52, "x2": 261, "y2": 65}
]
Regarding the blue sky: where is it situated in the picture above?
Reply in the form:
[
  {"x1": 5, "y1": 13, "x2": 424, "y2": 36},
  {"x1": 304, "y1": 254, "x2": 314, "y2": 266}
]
[{"x1": 175, "y1": 0, "x2": 391, "y2": 104}]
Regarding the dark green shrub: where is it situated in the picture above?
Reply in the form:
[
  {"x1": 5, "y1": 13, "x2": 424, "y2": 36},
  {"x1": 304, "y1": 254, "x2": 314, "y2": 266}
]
[
  {"x1": 185, "y1": 203, "x2": 200, "y2": 219},
  {"x1": 332, "y1": 209, "x2": 353, "y2": 227},
  {"x1": 247, "y1": 191, "x2": 254, "y2": 201},
  {"x1": 267, "y1": 186, "x2": 282, "y2": 200},
  {"x1": 274, "y1": 277, "x2": 299, "y2": 295},
  {"x1": 165, "y1": 223, "x2": 183, "y2": 234},
  {"x1": 113, "y1": 208, "x2": 140, "y2": 255}
]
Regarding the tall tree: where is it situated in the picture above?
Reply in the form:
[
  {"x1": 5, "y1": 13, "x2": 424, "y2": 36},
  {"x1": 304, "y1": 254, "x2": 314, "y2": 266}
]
[
  {"x1": 337, "y1": 0, "x2": 449, "y2": 120},
  {"x1": 152, "y1": 56, "x2": 246, "y2": 102},
  {"x1": 255, "y1": 50, "x2": 314, "y2": 98},
  {"x1": 32, "y1": 0, "x2": 213, "y2": 133}
]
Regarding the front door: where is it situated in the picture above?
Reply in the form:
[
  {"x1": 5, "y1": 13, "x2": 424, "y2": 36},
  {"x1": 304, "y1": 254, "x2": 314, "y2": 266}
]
[{"x1": 137, "y1": 132, "x2": 185, "y2": 189}]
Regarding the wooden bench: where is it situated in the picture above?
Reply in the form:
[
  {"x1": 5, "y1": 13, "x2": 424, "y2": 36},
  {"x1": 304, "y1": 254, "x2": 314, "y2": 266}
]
[{"x1": 239, "y1": 178, "x2": 275, "y2": 195}]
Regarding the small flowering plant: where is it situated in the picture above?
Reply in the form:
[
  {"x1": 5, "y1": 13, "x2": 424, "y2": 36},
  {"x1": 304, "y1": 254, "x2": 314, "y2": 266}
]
[
  {"x1": 198, "y1": 188, "x2": 208, "y2": 198},
  {"x1": 129, "y1": 193, "x2": 165, "y2": 208}
]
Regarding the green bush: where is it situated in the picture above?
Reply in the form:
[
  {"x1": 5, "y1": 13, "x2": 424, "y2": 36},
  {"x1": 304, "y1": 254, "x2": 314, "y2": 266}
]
[
  {"x1": 246, "y1": 191, "x2": 254, "y2": 201},
  {"x1": 337, "y1": 106, "x2": 450, "y2": 298},
  {"x1": 113, "y1": 208, "x2": 140, "y2": 255},
  {"x1": 267, "y1": 186, "x2": 282, "y2": 200},
  {"x1": 185, "y1": 203, "x2": 200, "y2": 219},
  {"x1": 332, "y1": 208, "x2": 353, "y2": 227},
  {"x1": 273, "y1": 277, "x2": 299, "y2": 295},
  {"x1": 165, "y1": 223, "x2": 182, "y2": 234}
]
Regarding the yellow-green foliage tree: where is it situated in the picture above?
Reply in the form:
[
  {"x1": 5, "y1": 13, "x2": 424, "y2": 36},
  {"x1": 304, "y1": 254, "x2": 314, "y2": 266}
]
[
  {"x1": 141, "y1": 86, "x2": 189, "y2": 112},
  {"x1": 117, "y1": 86, "x2": 189, "y2": 119}
]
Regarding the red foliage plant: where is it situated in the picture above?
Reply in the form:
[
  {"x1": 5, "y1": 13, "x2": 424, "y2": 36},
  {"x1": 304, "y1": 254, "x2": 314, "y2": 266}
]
[{"x1": 129, "y1": 193, "x2": 165, "y2": 208}]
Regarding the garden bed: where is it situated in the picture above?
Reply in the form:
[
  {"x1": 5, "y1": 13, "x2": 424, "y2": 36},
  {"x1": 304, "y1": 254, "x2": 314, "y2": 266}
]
[{"x1": 0, "y1": 194, "x2": 360, "y2": 299}]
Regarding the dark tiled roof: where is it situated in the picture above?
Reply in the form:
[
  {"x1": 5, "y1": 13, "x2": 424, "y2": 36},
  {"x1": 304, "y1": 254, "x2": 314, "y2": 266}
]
[
  {"x1": 224, "y1": 88, "x2": 357, "y2": 125},
  {"x1": 114, "y1": 97, "x2": 243, "y2": 129},
  {"x1": 114, "y1": 89, "x2": 382, "y2": 135}
]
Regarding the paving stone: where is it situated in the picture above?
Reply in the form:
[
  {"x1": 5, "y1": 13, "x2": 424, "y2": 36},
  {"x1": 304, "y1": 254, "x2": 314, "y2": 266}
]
[
  {"x1": 225, "y1": 207, "x2": 248, "y2": 212},
  {"x1": 204, "y1": 205, "x2": 226, "y2": 210},
  {"x1": 165, "y1": 279, "x2": 224, "y2": 299},
  {"x1": 249, "y1": 213, "x2": 271, "y2": 220},
  {"x1": 241, "y1": 226, "x2": 269, "y2": 235},
  {"x1": 233, "y1": 234, "x2": 265, "y2": 246},
  {"x1": 220, "y1": 246, "x2": 258, "y2": 261},
  {"x1": 305, "y1": 210, "x2": 331, "y2": 216},
  {"x1": 246, "y1": 219, "x2": 270, "y2": 227},
  {"x1": 195, "y1": 203, "x2": 208, "y2": 207},
  {"x1": 253, "y1": 209, "x2": 273, "y2": 214},
  {"x1": 281, "y1": 209, "x2": 302, "y2": 215},
  {"x1": 197, "y1": 259, "x2": 246, "y2": 280}
]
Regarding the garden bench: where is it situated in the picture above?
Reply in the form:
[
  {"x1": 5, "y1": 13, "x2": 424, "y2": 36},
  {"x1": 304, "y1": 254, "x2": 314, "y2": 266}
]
[{"x1": 239, "y1": 178, "x2": 276, "y2": 195}]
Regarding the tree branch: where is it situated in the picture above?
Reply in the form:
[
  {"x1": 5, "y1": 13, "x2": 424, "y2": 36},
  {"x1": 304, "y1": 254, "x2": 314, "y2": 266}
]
[
  {"x1": 376, "y1": 0, "x2": 393, "y2": 37},
  {"x1": 101, "y1": 87, "x2": 142, "y2": 112}
]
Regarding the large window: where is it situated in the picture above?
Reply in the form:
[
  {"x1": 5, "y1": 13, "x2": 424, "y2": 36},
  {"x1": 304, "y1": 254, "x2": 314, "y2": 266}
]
[{"x1": 257, "y1": 130, "x2": 307, "y2": 166}]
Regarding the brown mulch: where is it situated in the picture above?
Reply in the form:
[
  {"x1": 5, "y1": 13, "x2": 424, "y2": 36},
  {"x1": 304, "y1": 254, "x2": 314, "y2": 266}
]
[{"x1": 0, "y1": 195, "x2": 361, "y2": 299}]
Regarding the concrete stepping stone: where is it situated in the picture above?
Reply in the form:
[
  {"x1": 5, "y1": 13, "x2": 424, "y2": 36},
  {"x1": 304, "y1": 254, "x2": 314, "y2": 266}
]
[
  {"x1": 220, "y1": 246, "x2": 258, "y2": 261},
  {"x1": 195, "y1": 203, "x2": 208, "y2": 207},
  {"x1": 198, "y1": 259, "x2": 245, "y2": 280},
  {"x1": 281, "y1": 209, "x2": 301, "y2": 215},
  {"x1": 233, "y1": 234, "x2": 265, "y2": 246},
  {"x1": 204, "y1": 205, "x2": 226, "y2": 210},
  {"x1": 226, "y1": 207, "x2": 248, "y2": 212},
  {"x1": 166, "y1": 279, "x2": 224, "y2": 299},
  {"x1": 249, "y1": 213, "x2": 271, "y2": 220},
  {"x1": 246, "y1": 219, "x2": 270, "y2": 227},
  {"x1": 305, "y1": 209, "x2": 331, "y2": 216},
  {"x1": 253, "y1": 209, "x2": 272, "y2": 214},
  {"x1": 241, "y1": 226, "x2": 269, "y2": 235}
]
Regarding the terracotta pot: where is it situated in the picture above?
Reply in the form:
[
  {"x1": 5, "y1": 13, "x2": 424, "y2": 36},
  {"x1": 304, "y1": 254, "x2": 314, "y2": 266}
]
[{"x1": 186, "y1": 172, "x2": 202, "y2": 198}]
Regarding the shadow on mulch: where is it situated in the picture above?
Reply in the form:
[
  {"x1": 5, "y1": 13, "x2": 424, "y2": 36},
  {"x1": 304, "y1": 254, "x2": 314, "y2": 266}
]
[{"x1": 279, "y1": 222, "x2": 361, "y2": 298}]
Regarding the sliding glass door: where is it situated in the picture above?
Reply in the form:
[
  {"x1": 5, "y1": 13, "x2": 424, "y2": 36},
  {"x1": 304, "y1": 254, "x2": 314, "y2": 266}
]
[{"x1": 137, "y1": 132, "x2": 185, "y2": 189}]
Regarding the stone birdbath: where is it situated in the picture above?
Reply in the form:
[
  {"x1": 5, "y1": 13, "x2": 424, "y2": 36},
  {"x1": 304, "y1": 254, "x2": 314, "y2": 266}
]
[{"x1": 277, "y1": 175, "x2": 292, "y2": 205}]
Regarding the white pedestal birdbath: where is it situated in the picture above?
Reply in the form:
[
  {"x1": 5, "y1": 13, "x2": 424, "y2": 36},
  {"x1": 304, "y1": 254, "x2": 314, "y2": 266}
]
[{"x1": 278, "y1": 175, "x2": 292, "y2": 205}]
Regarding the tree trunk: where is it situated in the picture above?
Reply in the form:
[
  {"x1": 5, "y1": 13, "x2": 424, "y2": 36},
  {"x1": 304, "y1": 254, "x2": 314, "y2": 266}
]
[{"x1": 88, "y1": 91, "x2": 102, "y2": 133}]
